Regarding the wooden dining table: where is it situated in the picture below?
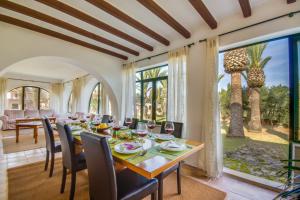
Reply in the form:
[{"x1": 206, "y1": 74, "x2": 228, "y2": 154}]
[{"x1": 71, "y1": 128, "x2": 204, "y2": 199}]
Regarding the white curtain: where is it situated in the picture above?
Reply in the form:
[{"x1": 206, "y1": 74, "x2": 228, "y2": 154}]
[
  {"x1": 50, "y1": 83, "x2": 64, "y2": 113},
  {"x1": 0, "y1": 78, "x2": 7, "y2": 115},
  {"x1": 71, "y1": 77, "x2": 85, "y2": 113},
  {"x1": 121, "y1": 62, "x2": 136, "y2": 121},
  {"x1": 101, "y1": 84, "x2": 109, "y2": 115},
  {"x1": 201, "y1": 37, "x2": 223, "y2": 178},
  {"x1": 167, "y1": 47, "x2": 188, "y2": 138}
]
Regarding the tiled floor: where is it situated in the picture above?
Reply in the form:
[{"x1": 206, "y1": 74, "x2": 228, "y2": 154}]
[{"x1": 0, "y1": 131, "x2": 278, "y2": 200}]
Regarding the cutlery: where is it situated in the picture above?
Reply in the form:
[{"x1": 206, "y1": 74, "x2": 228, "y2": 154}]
[{"x1": 127, "y1": 149, "x2": 147, "y2": 160}]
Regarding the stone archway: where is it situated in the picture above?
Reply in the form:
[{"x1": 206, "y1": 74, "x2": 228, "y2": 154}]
[{"x1": 0, "y1": 56, "x2": 120, "y2": 117}]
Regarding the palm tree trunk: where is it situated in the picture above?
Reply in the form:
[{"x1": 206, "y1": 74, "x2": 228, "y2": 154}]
[
  {"x1": 248, "y1": 87, "x2": 262, "y2": 132},
  {"x1": 228, "y1": 72, "x2": 245, "y2": 137}
]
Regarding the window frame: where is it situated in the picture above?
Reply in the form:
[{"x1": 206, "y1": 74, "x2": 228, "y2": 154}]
[
  {"x1": 136, "y1": 64, "x2": 168, "y2": 122},
  {"x1": 8, "y1": 86, "x2": 50, "y2": 110},
  {"x1": 88, "y1": 83, "x2": 101, "y2": 114}
]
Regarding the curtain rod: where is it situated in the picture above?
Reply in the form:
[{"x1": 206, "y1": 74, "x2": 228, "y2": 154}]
[
  {"x1": 7, "y1": 78, "x2": 52, "y2": 84},
  {"x1": 132, "y1": 10, "x2": 300, "y2": 64}
]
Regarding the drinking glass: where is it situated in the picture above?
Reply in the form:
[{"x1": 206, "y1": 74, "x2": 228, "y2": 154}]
[
  {"x1": 125, "y1": 117, "x2": 133, "y2": 127},
  {"x1": 147, "y1": 120, "x2": 156, "y2": 135},
  {"x1": 112, "y1": 121, "x2": 121, "y2": 138},
  {"x1": 136, "y1": 122, "x2": 148, "y2": 137},
  {"x1": 165, "y1": 121, "x2": 175, "y2": 135}
]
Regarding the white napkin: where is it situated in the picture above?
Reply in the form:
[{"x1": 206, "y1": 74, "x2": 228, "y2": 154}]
[{"x1": 166, "y1": 141, "x2": 180, "y2": 148}]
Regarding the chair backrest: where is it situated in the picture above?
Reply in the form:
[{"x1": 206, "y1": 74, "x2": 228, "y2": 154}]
[
  {"x1": 41, "y1": 117, "x2": 55, "y2": 152},
  {"x1": 101, "y1": 115, "x2": 110, "y2": 123},
  {"x1": 160, "y1": 121, "x2": 183, "y2": 138},
  {"x1": 80, "y1": 132, "x2": 117, "y2": 200},
  {"x1": 123, "y1": 118, "x2": 139, "y2": 129},
  {"x1": 56, "y1": 122, "x2": 75, "y2": 169}
]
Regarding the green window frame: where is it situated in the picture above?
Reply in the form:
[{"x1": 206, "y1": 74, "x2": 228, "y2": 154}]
[{"x1": 136, "y1": 64, "x2": 168, "y2": 122}]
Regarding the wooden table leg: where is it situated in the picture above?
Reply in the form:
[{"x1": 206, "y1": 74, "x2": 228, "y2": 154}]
[
  {"x1": 16, "y1": 125, "x2": 19, "y2": 143},
  {"x1": 34, "y1": 126, "x2": 38, "y2": 144}
]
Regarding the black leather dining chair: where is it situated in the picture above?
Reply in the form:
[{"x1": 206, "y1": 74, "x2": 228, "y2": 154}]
[
  {"x1": 41, "y1": 117, "x2": 61, "y2": 177},
  {"x1": 80, "y1": 132, "x2": 158, "y2": 200},
  {"x1": 101, "y1": 115, "x2": 110, "y2": 123},
  {"x1": 123, "y1": 118, "x2": 139, "y2": 129},
  {"x1": 158, "y1": 121, "x2": 183, "y2": 200},
  {"x1": 56, "y1": 122, "x2": 87, "y2": 200}
]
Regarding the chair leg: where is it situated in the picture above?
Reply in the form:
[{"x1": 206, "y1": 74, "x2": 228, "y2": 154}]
[
  {"x1": 158, "y1": 175, "x2": 163, "y2": 200},
  {"x1": 151, "y1": 191, "x2": 157, "y2": 200},
  {"x1": 177, "y1": 163, "x2": 181, "y2": 195},
  {"x1": 60, "y1": 166, "x2": 67, "y2": 194},
  {"x1": 49, "y1": 153, "x2": 55, "y2": 177},
  {"x1": 69, "y1": 170, "x2": 76, "y2": 200},
  {"x1": 44, "y1": 150, "x2": 49, "y2": 171}
]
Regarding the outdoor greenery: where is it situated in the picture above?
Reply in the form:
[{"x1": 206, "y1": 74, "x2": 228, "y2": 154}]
[
  {"x1": 220, "y1": 42, "x2": 290, "y2": 183},
  {"x1": 136, "y1": 66, "x2": 168, "y2": 122},
  {"x1": 220, "y1": 85, "x2": 289, "y2": 127}
]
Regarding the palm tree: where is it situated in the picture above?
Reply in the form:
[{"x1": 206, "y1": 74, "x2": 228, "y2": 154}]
[
  {"x1": 224, "y1": 48, "x2": 248, "y2": 137},
  {"x1": 246, "y1": 44, "x2": 272, "y2": 132}
]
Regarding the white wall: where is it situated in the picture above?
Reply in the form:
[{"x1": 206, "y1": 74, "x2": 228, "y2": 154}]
[{"x1": 0, "y1": 23, "x2": 123, "y2": 118}]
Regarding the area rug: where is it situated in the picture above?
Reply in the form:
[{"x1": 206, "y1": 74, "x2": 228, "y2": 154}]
[
  {"x1": 1, "y1": 128, "x2": 46, "y2": 154},
  {"x1": 7, "y1": 160, "x2": 227, "y2": 200}
]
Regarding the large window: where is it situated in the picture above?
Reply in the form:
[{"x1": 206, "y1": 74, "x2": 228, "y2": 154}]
[
  {"x1": 136, "y1": 65, "x2": 168, "y2": 122},
  {"x1": 219, "y1": 38, "x2": 290, "y2": 183},
  {"x1": 7, "y1": 86, "x2": 50, "y2": 110},
  {"x1": 88, "y1": 83, "x2": 102, "y2": 114}
]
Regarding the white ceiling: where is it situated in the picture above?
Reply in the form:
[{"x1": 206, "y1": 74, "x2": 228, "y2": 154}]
[
  {"x1": 3, "y1": 56, "x2": 88, "y2": 82},
  {"x1": 0, "y1": 0, "x2": 291, "y2": 61}
]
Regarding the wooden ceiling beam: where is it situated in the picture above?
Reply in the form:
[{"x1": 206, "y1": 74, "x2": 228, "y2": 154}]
[
  {"x1": 188, "y1": 0, "x2": 217, "y2": 29},
  {"x1": 0, "y1": 1, "x2": 139, "y2": 56},
  {"x1": 86, "y1": 0, "x2": 170, "y2": 46},
  {"x1": 137, "y1": 0, "x2": 191, "y2": 38},
  {"x1": 35, "y1": 0, "x2": 153, "y2": 51},
  {"x1": 238, "y1": 0, "x2": 251, "y2": 18},
  {"x1": 0, "y1": 14, "x2": 128, "y2": 60},
  {"x1": 287, "y1": 0, "x2": 296, "y2": 3}
]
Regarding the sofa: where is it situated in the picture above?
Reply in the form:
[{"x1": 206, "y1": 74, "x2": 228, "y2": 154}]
[{"x1": 0, "y1": 109, "x2": 56, "y2": 130}]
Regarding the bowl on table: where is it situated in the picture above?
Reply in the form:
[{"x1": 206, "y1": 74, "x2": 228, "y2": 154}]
[
  {"x1": 96, "y1": 127, "x2": 111, "y2": 133},
  {"x1": 131, "y1": 129, "x2": 148, "y2": 137}
]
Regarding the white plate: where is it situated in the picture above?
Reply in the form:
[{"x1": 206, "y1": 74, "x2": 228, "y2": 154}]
[
  {"x1": 114, "y1": 142, "x2": 143, "y2": 154},
  {"x1": 154, "y1": 134, "x2": 175, "y2": 141},
  {"x1": 70, "y1": 126, "x2": 82, "y2": 131},
  {"x1": 160, "y1": 141, "x2": 186, "y2": 152}
]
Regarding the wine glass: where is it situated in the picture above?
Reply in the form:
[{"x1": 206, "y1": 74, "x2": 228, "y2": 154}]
[
  {"x1": 125, "y1": 117, "x2": 133, "y2": 127},
  {"x1": 147, "y1": 120, "x2": 156, "y2": 135},
  {"x1": 165, "y1": 121, "x2": 175, "y2": 135},
  {"x1": 112, "y1": 121, "x2": 121, "y2": 138},
  {"x1": 136, "y1": 122, "x2": 148, "y2": 137}
]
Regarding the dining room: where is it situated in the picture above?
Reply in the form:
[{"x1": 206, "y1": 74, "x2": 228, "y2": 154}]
[{"x1": 0, "y1": 0, "x2": 300, "y2": 200}]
